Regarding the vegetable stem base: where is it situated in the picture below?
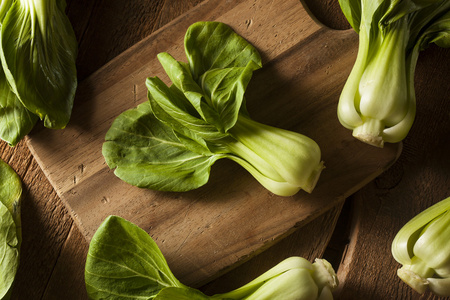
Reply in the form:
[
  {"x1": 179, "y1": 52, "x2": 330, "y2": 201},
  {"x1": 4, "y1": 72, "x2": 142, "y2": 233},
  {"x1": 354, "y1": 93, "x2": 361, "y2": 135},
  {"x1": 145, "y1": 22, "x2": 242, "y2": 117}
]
[
  {"x1": 352, "y1": 118, "x2": 384, "y2": 148},
  {"x1": 397, "y1": 268, "x2": 429, "y2": 294},
  {"x1": 303, "y1": 161, "x2": 325, "y2": 193}
]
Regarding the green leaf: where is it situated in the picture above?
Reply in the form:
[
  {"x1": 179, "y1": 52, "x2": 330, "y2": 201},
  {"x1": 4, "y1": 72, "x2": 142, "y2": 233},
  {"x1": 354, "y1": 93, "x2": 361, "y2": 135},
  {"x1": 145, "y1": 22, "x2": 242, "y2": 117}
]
[
  {"x1": 0, "y1": 0, "x2": 77, "y2": 129},
  {"x1": 338, "y1": 0, "x2": 362, "y2": 31},
  {"x1": 85, "y1": 216, "x2": 186, "y2": 300},
  {"x1": 416, "y1": 9, "x2": 450, "y2": 49},
  {"x1": 183, "y1": 21, "x2": 261, "y2": 132},
  {"x1": 199, "y1": 60, "x2": 261, "y2": 132},
  {"x1": 156, "y1": 52, "x2": 210, "y2": 120},
  {"x1": 0, "y1": 67, "x2": 38, "y2": 146},
  {"x1": 0, "y1": 202, "x2": 19, "y2": 300},
  {"x1": 154, "y1": 287, "x2": 211, "y2": 300},
  {"x1": 145, "y1": 76, "x2": 226, "y2": 145},
  {"x1": 0, "y1": 158, "x2": 22, "y2": 243},
  {"x1": 157, "y1": 50, "x2": 260, "y2": 133},
  {"x1": 184, "y1": 21, "x2": 262, "y2": 80},
  {"x1": 0, "y1": 0, "x2": 13, "y2": 21},
  {"x1": 102, "y1": 101, "x2": 224, "y2": 192},
  {"x1": 0, "y1": 158, "x2": 22, "y2": 300}
]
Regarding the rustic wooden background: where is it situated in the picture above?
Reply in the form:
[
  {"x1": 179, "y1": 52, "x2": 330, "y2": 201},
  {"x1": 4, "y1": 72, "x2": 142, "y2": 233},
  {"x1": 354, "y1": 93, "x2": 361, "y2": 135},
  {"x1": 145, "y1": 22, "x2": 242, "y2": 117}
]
[{"x1": 1, "y1": 0, "x2": 449, "y2": 299}]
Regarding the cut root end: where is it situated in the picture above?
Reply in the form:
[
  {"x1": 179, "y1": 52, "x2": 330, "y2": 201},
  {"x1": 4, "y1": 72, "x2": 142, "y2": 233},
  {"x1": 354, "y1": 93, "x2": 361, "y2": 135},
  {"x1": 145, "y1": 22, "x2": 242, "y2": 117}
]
[
  {"x1": 353, "y1": 133, "x2": 384, "y2": 148},
  {"x1": 352, "y1": 118, "x2": 385, "y2": 148},
  {"x1": 397, "y1": 268, "x2": 429, "y2": 294}
]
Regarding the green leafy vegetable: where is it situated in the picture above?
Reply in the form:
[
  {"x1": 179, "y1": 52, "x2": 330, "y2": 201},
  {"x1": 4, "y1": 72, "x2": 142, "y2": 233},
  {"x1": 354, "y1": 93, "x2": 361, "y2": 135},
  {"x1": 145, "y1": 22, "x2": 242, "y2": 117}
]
[
  {"x1": 103, "y1": 21, "x2": 324, "y2": 196},
  {"x1": 0, "y1": 68, "x2": 38, "y2": 146},
  {"x1": 0, "y1": 158, "x2": 22, "y2": 300},
  {"x1": 337, "y1": 0, "x2": 450, "y2": 147},
  {"x1": 85, "y1": 215, "x2": 339, "y2": 299},
  {"x1": 391, "y1": 196, "x2": 450, "y2": 296},
  {"x1": 0, "y1": 0, "x2": 78, "y2": 146},
  {"x1": 85, "y1": 215, "x2": 186, "y2": 299}
]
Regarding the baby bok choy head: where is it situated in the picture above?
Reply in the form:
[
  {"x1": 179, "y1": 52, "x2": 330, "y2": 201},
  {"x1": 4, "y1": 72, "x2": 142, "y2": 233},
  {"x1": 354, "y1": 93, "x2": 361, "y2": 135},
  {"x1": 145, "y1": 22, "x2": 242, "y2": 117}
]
[
  {"x1": 211, "y1": 257, "x2": 338, "y2": 300},
  {"x1": 85, "y1": 215, "x2": 339, "y2": 300},
  {"x1": 102, "y1": 21, "x2": 324, "y2": 196},
  {"x1": 337, "y1": 0, "x2": 450, "y2": 147},
  {"x1": 391, "y1": 196, "x2": 450, "y2": 296}
]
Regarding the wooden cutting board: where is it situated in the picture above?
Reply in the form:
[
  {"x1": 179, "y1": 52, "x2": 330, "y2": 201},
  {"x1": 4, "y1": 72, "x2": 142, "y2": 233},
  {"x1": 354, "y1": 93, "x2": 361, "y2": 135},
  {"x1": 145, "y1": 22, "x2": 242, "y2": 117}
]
[{"x1": 26, "y1": 0, "x2": 400, "y2": 287}]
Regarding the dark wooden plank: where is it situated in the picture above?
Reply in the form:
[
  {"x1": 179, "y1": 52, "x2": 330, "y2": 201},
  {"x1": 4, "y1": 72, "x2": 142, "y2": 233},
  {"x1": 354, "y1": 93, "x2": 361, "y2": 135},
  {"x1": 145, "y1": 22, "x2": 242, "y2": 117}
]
[
  {"x1": 42, "y1": 225, "x2": 89, "y2": 300},
  {"x1": 66, "y1": 0, "x2": 205, "y2": 81},
  {"x1": 301, "y1": 0, "x2": 349, "y2": 30},
  {"x1": 200, "y1": 203, "x2": 344, "y2": 295},
  {"x1": 1, "y1": 140, "x2": 73, "y2": 299}
]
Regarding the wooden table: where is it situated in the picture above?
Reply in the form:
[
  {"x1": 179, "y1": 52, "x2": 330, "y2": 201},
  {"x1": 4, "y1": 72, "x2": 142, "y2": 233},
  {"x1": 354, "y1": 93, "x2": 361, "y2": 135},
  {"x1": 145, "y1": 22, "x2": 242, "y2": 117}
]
[{"x1": 1, "y1": 1, "x2": 448, "y2": 299}]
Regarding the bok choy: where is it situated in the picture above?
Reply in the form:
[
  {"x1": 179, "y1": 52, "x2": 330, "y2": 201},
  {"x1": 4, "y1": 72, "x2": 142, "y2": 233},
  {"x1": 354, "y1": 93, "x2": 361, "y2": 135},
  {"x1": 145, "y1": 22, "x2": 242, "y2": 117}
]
[
  {"x1": 392, "y1": 196, "x2": 450, "y2": 296},
  {"x1": 0, "y1": 0, "x2": 78, "y2": 146},
  {"x1": 337, "y1": 0, "x2": 450, "y2": 147},
  {"x1": 102, "y1": 21, "x2": 324, "y2": 196},
  {"x1": 0, "y1": 158, "x2": 22, "y2": 300},
  {"x1": 85, "y1": 215, "x2": 339, "y2": 299}
]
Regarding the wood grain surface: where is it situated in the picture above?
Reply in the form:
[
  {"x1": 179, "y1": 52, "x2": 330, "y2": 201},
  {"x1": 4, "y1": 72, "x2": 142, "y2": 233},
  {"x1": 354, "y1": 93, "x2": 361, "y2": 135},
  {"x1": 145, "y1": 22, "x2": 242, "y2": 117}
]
[
  {"x1": 0, "y1": 0, "x2": 448, "y2": 299},
  {"x1": 25, "y1": 0, "x2": 402, "y2": 288}
]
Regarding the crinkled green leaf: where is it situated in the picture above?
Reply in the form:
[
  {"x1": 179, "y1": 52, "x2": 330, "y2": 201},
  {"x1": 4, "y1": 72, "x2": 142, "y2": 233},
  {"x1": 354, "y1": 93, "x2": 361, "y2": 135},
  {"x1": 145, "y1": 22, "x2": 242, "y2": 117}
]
[
  {"x1": 184, "y1": 21, "x2": 262, "y2": 80},
  {"x1": 0, "y1": 0, "x2": 77, "y2": 129},
  {"x1": 145, "y1": 76, "x2": 226, "y2": 145},
  {"x1": 0, "y1": 158, "x2": 22, "y2": 300},
  {"x1": 156, "y1": 53, "x2": 210, "y2": 120},
  {"x1": 85, "y1": 216, "x2": 186, "y2": 300},
  {"x1": 102, "y1": 101, "x2": 224, "y2": 192},
  {"x1": 156, "y1": 52, "x2": 224, "y2": 132},
  {"x1": 199, "y1": 60, "x2": 261, "y2": 132},
  {"x1": 157, "y1": 50, "x2": 260, "y2": 133},
  {"x1": 182, "y1": 22, "x2": 261, "y2": 132}
]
